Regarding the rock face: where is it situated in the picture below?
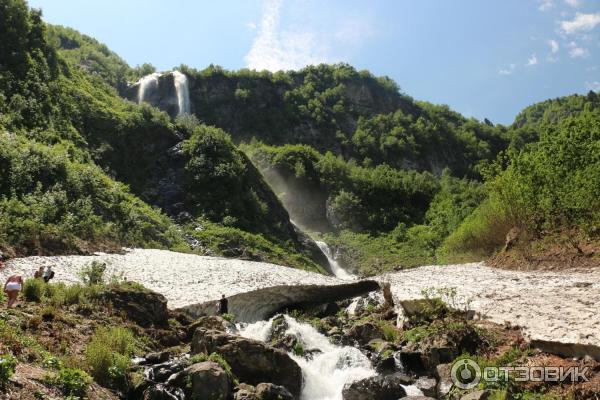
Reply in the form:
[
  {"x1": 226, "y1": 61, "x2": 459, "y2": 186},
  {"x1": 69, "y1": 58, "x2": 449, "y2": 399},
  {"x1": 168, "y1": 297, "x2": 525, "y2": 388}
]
[
  {"x1": 101, "y1": 286, "x2": 169, "y2": 327},
  {"x1": 192, "y1": 328, "x2": 303, "y2": 398},
  {"x1": 342, "y1": 373, "x2": 410, "y2": 400}
]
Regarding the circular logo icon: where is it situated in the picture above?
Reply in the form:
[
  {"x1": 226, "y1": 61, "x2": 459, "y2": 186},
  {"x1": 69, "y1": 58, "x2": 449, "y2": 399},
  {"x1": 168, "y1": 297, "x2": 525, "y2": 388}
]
[{"x1": 451, "y1": 358, "x2": 481, "y2": 389}]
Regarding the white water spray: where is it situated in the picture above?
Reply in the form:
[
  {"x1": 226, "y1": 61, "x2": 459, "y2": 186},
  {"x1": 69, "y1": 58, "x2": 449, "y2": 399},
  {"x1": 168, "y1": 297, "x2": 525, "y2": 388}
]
[
  {"x1": 315, "y1": 241, "x2": 355, "y2": 280},
  {"x1": 172, "y1": 71, "x2": 190, "y2": 115},
  {"x1": 239, "y1": 315, "x2": 375, "y2": 400},
  {"x1": 137, "y1": 72, "x2": 161, "y2": 104}
]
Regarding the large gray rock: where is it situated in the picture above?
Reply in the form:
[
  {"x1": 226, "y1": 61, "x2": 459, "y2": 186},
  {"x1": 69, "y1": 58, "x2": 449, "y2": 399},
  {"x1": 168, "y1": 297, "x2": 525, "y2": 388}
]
[
  {"x1": 346, "y1": 322, "x2": 385, "y2": 345},
  {"x1": 415, "y1": 377, "x2": 437, "y2": 398},
  {"x1": 185, "y1": 361, "x2": 232, "y2": 400},
  {"x1": 192, "y1": 328, "x2": 302, "y2": 398},
  {"x1": 342, "y1": 373, "x2": 410, "y2": 400}
]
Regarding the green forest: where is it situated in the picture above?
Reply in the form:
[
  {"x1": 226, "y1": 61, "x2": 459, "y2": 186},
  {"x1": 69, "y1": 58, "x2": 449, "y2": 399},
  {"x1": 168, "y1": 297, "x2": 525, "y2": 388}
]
[{"x1": 1, "y1": 0, "x2": 598, "y2": 275}]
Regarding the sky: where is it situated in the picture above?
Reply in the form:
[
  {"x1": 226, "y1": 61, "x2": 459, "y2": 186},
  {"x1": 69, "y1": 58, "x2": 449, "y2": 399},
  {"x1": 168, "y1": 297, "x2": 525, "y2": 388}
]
[{"x1": 28, "y1": 0, "x2": 600, "y2": 124}]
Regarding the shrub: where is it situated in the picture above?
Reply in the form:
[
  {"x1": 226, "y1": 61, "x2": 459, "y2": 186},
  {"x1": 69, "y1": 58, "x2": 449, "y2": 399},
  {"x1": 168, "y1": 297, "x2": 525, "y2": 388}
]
[
  {"x1": 53, "y1": 367, "x2": 90, "y2": 397},
  {"x1": 23, "y1": 279, "x2": 46, "y2": 302},
  {"x1": 221, "y1": 313, "x2": 235, "y2": 323},
  {"x1": 80, "y1": 261, "x2": 106, "y2": 286},
  {"x1": 0, "y1": 354, "x2": 16, "y2": 388},
  {"x1": 85, "y1": 327, "x2": 139, "y2": 388},
  {"x1": 63, "y1": 284, "x2": 84, "y2": 305}
]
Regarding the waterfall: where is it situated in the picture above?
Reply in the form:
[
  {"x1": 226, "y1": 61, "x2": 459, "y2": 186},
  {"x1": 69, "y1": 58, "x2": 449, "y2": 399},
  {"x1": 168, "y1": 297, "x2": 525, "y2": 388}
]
[
  {"x1": 137, "y1": 72, "x2": 161, "y2": 104},
  {"x1": 172, "y1": 71, "x2": 190, "y2": 115},
  {"x1": 315, "y1": 241, "x2": 355, "y2": 280},
  {"x1": 239, "y1": 315, "x2": 375, "y2": 400}
]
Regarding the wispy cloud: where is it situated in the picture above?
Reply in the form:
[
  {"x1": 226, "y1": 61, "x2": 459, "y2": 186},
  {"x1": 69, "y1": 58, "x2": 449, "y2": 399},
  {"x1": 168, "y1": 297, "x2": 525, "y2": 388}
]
[
  {"x1": 244, "y1": 0, "x2": 329, "y2": 71},
  {"x1": 564, "y1": 0, "x2": 582, "y2": 7},
  {"x1": 585, "y1": 81, "x2": 600, "y2": 91},
  {"x1": 526, "y1": 54, "x2": 539, "y2": 66},
  {"x1": 568, "y1": 41, "x2": 590, "y2": 57},
  {"x1": 560, "y1": 12, "x2": 600, "y2": 34},
  {"x1": 499, "y1": 64, "x2": 516, "y2": 75},
  {"x1": 246, "y1": 21, "x2": 257, "y2": 30},
  {"x1": 548, "y1": 39, "x2": 560, "y2": 53},
  {"x1": 538, "y1": 0, "x2": 554, "y2": 11}
]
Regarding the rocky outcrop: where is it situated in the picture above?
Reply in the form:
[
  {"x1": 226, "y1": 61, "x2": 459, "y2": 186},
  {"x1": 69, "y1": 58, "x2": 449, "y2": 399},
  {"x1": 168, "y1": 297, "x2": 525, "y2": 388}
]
[
  {"x1": 101, "y1": 286, "x2": 169, "y2": 327},
  {"x1": 182, "y1": 280, "x2": 380, "y2": 322},
  {"x1": 530, "y1": 340, "x2": 600, "y2": 361},
  {"x1": 191, "y1": 328, "x2": 303, "y2": 398},
  {"x1": 342, "y1": 373, "x2": 411, "y2": 400}
]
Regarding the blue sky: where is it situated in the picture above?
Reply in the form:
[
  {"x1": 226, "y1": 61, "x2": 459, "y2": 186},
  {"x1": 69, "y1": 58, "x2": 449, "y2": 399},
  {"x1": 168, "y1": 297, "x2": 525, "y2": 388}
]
[{"x1": 28, "y1": 0, "x2": 600, "y2": 124}]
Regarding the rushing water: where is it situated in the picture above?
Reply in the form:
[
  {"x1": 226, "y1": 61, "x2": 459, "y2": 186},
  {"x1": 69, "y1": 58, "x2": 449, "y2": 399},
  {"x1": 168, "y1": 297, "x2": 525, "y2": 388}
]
[
  {"x1": 239, "y1": 315, "x2": 375, "y2": 400},
  {"x1": 137, "y1": 72, "x2": 161, "y2": 104},
  {"x1": 172, "y1": 71, "x2": 190, "y2": 115},
  {"x1": 315, "y1": 241, "x2": 355, "y2": 280}
]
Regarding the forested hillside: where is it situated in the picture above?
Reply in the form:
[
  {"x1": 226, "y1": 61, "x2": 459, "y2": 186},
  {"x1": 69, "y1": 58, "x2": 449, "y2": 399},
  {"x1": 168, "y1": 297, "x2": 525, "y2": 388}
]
[{"x1": 1, "y1": 0, "x2": 598, "y2": 274}]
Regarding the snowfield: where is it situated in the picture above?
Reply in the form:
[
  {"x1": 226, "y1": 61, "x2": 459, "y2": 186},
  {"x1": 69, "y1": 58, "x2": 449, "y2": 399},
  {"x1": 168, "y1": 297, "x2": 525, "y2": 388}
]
[{"x1": 2, "y1": 249, "x2": 599, "y2": 346}]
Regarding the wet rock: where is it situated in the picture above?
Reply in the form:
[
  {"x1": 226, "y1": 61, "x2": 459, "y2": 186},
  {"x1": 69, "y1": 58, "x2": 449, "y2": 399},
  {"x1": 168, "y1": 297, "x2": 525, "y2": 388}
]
[
  {"x1": 192, "y1": 328, "x2": 302, "y2": 398},
  {"x1": 255, "y1": 383, "x2": 294, "y2": 400},
  {"x1": 185, "y1": 361, "x2": 232, "y2": 400},
  {"x1": 415, "y1": 377, "x2": 437, "y2": 397},
  {"x1": 102, "y1": 286, "x2": 169, "y2": 328},
  {"x1": 144, "y1": 351, "x2": 172, "y2": 365},
  {"x1": 399, "y1": 349, "x2": 427, "y2": 375},
  {"x1": 460, "y1": 389, "x2": 491, "y2": 400},
  {"x1": 149, "y1": 358, "x2": 187, "y2": 382},
  {"x1": 342, "y1": 373, "x2": 411, "y2": 400},
  {"x1": 142, "y1": 384, "x2": 184, "y2": 400},
  {"x1": 188, "y1": 315, "x2": 238, "y2": 335},
  {"x1": 346, "y1": 322, "x2": 385, "y2": 345},
  {"x1": 435, "y1": 363, "x2": 453, "y2": 398}
]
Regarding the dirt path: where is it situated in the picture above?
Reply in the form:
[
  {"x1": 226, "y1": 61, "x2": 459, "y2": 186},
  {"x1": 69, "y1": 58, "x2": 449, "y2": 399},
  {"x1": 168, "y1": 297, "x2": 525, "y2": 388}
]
[{"x1": 380, "y1": 262, "x2": 600, "y2": 346}]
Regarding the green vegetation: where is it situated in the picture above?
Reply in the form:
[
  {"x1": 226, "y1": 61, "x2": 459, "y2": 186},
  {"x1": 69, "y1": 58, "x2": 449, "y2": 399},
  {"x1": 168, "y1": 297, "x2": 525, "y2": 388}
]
[
  {"x1": 23, "y1": 278, "x2": 46, "y2": 302},
  {"x1": 0, "y1": 354, "x2": 17, "y2": 388},
  {"x1": 85, "y1": 326, "x2": 140, "y2": 388},
  {"x1": 50, "y1": 367, "x2": 91, "y2": 397}
]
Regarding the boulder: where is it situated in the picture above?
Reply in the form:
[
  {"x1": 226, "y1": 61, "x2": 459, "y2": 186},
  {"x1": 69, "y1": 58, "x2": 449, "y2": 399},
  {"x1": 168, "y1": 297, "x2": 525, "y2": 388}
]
[
  {"x1": 342, "y1": 373, "x2": 411, "y2": 400},
  {"x1": 142, "y1": 384, "x2": 184, "y2": 400},
  {"x1": 188, "y1": 315, "x2": 238, "y2": 335},
  {"x1": 234, "y1": 383, "x2": 257, "y2": 400},
  {"x1": 255, "y1": 383, "x2": 294, "y2": 400},
  {"x1": 102, "y1": 286, "x2": 169, "y2": 327},
  {"x1": 192, "y1": 328, "x2": 302, "y2": 398},
  {"x1": 435, "y1": 363, "x2": 453, "y2": 398},
  {"x1": 346, "y1": 322, "x2": 385, "y2": 345},
  {"x1": 399, "y1": 349, "x2": 427, "y2": 375},
  {"x1": 185, "y1": 361, "x2": 232, "y2": 400},
  {"x1": 414, "y1": 377, "x2": 437, "y2": 398}
]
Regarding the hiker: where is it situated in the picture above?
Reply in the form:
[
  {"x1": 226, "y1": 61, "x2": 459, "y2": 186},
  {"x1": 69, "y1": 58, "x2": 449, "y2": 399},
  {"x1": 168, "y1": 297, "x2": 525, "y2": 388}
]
[
  {"x1": 218, "y1": 294, "x2": 228, "y2": 315},
  {"x1": 4, "y1": 275, "x2": 23, "y2": 308},
  {"x1": 42, "y1": 265, "x2": 55, "y2": 283},
  {"x1": 34, "y1": 266, "x2": 44, "y2": 279}
]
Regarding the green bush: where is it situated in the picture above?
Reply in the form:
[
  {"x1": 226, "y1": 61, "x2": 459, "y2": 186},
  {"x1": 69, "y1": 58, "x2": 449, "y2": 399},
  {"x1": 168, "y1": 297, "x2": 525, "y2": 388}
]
[
  {"x1": 23, "y1": 279, "x2": 46, "y2": 302},
  {"x1": 53, "y1": 367, "x2": 90, "y2": 397},
  {"x1": 80, "y1": 261, "x2": 106, "y2": 286},
  {"x1": 0, "y1": 354, "x2": 17, "y2": 387},
  {"x1": 85, "y1": 326, "x2": 139, "y2": 388}
]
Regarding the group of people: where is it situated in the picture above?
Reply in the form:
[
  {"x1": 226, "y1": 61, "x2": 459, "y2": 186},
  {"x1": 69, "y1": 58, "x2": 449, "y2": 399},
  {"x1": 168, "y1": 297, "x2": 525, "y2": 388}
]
[{"x1": 3, "y1": 265, "x2": 55, "y2": 308}]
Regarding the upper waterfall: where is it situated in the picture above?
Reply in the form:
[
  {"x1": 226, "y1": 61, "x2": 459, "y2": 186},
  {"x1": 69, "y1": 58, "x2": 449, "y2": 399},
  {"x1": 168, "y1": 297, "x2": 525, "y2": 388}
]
[
  {"x1": 137, "y1": 72, "x2": 160, "y2": 104},
  {"x1": 315, "y1": 241, "x2": 355, "y2": 280},
  {"x1": 172, "y1": 70, "x2": 190, "y2": 115}
]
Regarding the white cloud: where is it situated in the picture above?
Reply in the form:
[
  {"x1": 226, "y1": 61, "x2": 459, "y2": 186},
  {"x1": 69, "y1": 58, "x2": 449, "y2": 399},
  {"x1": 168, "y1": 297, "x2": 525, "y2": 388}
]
[
  {"x1": 538, "y1": 0, "x2": 554, "y2": 11},
  {"x1": 570, "y1": 46, "x2": 590, "y2": 57},
  {"x1": 246, "y1": 21, "x2": 257, "y2": 30},
  {"x1": 244, "y1": 0, "x2": 329, "y2": 71},
  {"x1": 527, "y1": 54, "x2": 539, "y2": 66},
  {"x1": 564, "y1": 0, "x2": 581, "y2": 7},
  {"x1": 498, "y1": 64, "x2": 516, "y2": 75},
  {"x1": 586, "y1": 81, "x2": 600, "y2": 91},
  {"x1": 568, "y1": 41, "x2": 590, "y2": 57},
  {"x1": 560, "y1": 12, "x2": 600, "y2": 34},
  {"x1": 548, "y1": 39, "x2": 560, "y2": 53}
]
